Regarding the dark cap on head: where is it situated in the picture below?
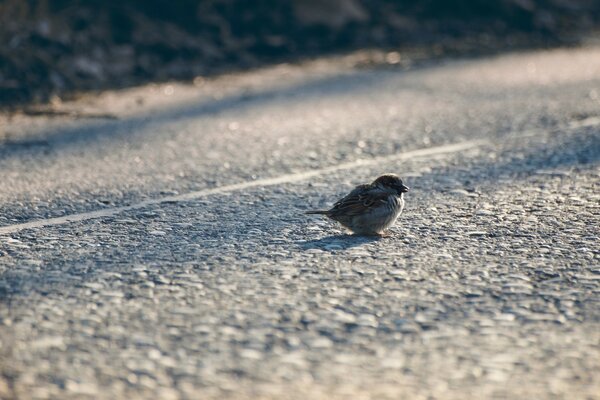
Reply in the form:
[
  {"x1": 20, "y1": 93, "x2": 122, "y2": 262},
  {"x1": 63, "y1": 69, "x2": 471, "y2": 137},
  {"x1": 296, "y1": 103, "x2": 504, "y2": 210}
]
[{"x1": 373, "y1": 174, "x2": 409, "y2": 194}]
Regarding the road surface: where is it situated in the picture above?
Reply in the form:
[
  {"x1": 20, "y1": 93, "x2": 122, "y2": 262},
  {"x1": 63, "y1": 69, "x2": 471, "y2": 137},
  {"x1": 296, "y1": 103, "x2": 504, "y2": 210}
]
[{"x1": 1, "y1": 46, "x2": 599, "y2": 399}]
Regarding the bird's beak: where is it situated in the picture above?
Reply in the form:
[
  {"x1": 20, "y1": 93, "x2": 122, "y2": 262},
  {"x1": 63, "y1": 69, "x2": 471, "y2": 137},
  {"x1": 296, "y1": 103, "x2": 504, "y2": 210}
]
[{"x1": 399, "y1": 184, "x2": 410, "y2": 193}]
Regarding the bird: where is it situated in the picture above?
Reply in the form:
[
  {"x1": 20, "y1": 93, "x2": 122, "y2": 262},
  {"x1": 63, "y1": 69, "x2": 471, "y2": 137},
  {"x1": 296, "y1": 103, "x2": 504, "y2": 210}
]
[{"x1": 306, "y1": 174, "x2": 409, "y2": 236}]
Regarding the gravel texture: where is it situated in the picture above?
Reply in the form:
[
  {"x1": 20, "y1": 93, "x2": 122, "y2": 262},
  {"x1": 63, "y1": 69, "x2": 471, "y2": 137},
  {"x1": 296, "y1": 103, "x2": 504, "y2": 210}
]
[{"x1": 0, "y1": 46, "x2": 599, "y2": 399}]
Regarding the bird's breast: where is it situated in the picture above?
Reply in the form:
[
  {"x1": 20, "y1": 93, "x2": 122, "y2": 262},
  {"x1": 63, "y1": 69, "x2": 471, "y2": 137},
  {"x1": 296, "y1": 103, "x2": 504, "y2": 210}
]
[{"x1": 387, "y1": 195, "x2": 404, "y2": 214}]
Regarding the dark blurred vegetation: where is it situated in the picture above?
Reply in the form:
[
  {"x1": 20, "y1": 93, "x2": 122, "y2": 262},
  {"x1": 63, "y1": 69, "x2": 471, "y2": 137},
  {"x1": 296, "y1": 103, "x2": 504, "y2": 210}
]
[{"x1": 1, "y1": 0, "x2": 599, "y2": 107}]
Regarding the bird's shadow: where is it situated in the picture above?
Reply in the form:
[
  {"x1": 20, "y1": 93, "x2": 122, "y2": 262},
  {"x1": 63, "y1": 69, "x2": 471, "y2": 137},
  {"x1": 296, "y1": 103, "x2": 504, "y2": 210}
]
[{"x1": 299, "y1": 234, "x2": 382, "y2": 251}]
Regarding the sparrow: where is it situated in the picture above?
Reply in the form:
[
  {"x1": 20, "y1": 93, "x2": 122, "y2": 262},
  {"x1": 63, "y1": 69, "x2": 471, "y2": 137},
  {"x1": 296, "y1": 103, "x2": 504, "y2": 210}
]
[{"x1": 306, "y1": 174, "x2": 409, "y2": 236}]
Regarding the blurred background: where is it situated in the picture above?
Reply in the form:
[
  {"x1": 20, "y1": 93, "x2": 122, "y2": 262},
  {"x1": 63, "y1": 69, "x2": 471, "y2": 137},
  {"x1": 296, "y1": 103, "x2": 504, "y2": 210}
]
[{"x1": 1, "y1": 0, "x2": 599, "y2": 108}]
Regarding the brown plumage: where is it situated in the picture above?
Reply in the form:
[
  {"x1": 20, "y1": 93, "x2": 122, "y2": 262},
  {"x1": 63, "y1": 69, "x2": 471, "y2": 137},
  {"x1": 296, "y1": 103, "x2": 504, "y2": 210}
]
[{"x1": 306, "y1": 174, "x2": 409, "y2": 235}]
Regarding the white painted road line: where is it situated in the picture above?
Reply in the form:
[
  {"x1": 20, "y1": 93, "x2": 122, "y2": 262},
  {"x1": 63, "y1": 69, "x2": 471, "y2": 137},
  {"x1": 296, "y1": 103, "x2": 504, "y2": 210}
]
[{"x1": 0, "y1": 140, "x2": 486, "y2": 235}]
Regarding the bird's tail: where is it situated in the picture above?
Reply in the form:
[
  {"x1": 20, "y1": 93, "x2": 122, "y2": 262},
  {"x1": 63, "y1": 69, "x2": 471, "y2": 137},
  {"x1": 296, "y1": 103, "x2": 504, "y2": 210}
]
[{"x1": 305, "y1": 210, "x2": 329, "y2": 215}]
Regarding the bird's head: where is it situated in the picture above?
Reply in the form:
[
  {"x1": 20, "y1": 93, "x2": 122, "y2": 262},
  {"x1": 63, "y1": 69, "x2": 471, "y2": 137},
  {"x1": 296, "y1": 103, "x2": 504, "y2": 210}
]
[{"x1": 372, "y1": 174, "x2": 409, "y2": 195}]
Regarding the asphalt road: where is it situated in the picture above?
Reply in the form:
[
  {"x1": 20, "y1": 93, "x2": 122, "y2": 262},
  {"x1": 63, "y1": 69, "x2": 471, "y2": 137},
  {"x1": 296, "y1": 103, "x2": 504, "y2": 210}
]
[{"x1": 1, "y1": 46, "x2": 599, "y2": 399}]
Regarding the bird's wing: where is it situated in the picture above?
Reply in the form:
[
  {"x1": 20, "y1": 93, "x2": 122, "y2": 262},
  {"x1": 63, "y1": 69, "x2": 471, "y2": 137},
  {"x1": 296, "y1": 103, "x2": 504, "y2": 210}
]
[{"x1": 328, "y1": 185, "x2": 389, "y2": 217}]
